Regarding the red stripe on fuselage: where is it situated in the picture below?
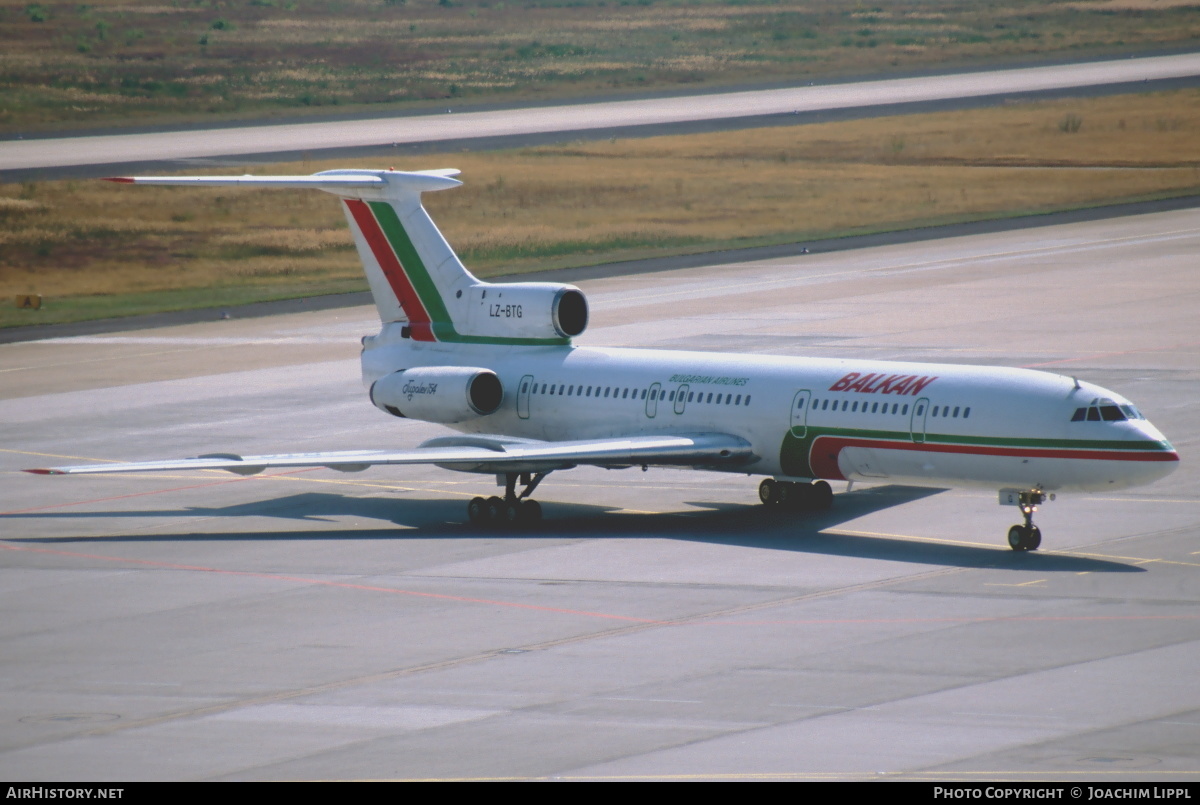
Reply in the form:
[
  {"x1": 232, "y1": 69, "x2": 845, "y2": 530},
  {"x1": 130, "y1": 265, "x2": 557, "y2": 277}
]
[
  {"x1": 808, "y1": 435, "x2": 1178, "y2": 481},
  {"x1": 344, "y1": 199, "x2": 436, "y2": 341}
]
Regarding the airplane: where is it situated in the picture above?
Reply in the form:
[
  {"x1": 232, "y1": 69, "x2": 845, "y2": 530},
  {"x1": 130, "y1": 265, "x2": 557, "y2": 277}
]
[{"x1": 26, "y1": 168, "x2": 1180, "y2": 551}]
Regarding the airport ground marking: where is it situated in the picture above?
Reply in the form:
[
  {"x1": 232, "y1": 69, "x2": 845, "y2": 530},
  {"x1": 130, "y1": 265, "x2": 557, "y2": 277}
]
[
  {"x1": 0, "y1": 447, "x2": 127, "y2": 464},
  {"x1": 0, "y1": 468, "x2": 320, "y2": 515},
  {"x1": 1065, "y1": 550, "x2": 1200, "y2": 569},
  {"x1": 13, "y1": 536, "x2": 1084, "y2": 634},
  {"x1": 0, "y1": 542, "x2": 671, "y2": 624},
  {"x1": 827, "y1": 527, "x2": 999, "y2": 550},
  {"x1": 694, "y1": 612, "x2": 1200, "y2": 627},
  {"x1": 4, "y1": 539, "x2": 1195, "y2": 745},
  {"x1": 828, "y1": 527, "x2": 1200, "y2": 569}
]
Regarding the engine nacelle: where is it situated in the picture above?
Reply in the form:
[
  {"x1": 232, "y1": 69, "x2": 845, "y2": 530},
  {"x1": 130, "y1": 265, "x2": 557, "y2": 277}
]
[
  {"x1": 461, "y1": 282, "x2": 588, "y2": 341},
  {"x1": 370, "y1": 367, "x2": 503, "y2": 423}
]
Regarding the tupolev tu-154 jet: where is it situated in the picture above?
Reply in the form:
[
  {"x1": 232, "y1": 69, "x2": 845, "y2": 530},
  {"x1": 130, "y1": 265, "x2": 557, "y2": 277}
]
[{"x1": 27, "y1": 169, "x2": 1180, "y2": 551}]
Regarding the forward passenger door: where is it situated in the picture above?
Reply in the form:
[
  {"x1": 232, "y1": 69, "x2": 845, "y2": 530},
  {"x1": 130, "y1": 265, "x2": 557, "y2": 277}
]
[{"x1": 517, "y1": 374, "x2": 534, "y2": 420}]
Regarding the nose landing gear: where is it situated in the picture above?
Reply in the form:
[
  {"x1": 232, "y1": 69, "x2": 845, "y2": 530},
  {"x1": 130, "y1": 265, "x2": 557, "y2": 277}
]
[{"x1": 1007, "y1": 491, "x2": 1044, "y2": 552}]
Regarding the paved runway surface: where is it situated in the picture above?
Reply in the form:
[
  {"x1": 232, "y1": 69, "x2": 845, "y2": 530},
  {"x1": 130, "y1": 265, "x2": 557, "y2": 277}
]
[
  {"x1": 1, "y1": 210, "x2": 1197, "y2": 780},
  {"x1": 4, "y1": 52, "x2": 1200, "y2": 173}
]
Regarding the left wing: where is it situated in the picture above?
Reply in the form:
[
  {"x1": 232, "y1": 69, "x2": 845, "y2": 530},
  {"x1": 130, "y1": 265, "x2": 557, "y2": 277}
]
[{"x1": 25, "y1": 433, "x2": 756, "y2": 477}]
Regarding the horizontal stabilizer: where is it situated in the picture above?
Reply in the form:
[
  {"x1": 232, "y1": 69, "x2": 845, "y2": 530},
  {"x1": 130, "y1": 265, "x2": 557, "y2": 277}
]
[{"x1": 103, "y1": 168, "x2": 461, "y2": 194}]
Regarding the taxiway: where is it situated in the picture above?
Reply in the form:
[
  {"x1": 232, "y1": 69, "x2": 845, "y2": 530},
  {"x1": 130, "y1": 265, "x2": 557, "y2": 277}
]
[{"x1": 4, "y1": 52, "x2": 1200, "y2": 175}]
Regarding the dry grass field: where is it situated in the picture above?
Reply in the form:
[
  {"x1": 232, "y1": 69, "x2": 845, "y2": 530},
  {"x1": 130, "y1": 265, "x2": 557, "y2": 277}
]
[
  {"x1": 1, "y1": 88, "x2": 1198, "y2": 327},
  {"x1": 1, "y1": 0, "x2": 1199, "y2": 134}
]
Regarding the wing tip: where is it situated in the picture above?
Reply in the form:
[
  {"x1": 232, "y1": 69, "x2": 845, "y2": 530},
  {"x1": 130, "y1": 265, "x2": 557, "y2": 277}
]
[
  {"x1": 24, "y1": 468, "x2": 59, "y2": 475},
  {"x1": 103, "y1": 177, "x2": 135, "y2": 183}
]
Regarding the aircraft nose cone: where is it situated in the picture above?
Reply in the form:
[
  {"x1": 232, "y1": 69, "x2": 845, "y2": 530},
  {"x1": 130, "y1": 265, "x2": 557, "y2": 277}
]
[{"x1": 1137, "y1": 435, "x2": 1179, "y2": 484}]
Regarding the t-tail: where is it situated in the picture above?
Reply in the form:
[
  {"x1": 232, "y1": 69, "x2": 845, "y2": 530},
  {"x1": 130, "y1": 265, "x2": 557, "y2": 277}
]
[{"x1": 106, "y1": 169, "x2": 589, "y2": 345}]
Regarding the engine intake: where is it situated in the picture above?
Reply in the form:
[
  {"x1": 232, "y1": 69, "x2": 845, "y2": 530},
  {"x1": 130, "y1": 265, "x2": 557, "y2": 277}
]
[{"x1": 370, "y1": 367, "x2": 503, "y2": 423}]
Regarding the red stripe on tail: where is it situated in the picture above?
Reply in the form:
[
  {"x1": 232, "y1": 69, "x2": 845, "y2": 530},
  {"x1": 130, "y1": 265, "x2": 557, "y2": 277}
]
[{"x1": 344, "y1": 199, "x2": 436, "y2": 341}]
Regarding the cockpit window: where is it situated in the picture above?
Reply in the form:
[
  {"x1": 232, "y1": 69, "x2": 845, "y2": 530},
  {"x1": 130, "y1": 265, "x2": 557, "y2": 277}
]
[
  {"x1": 1120, "y1": 404, "x2": 1143, "y2": 420},
  {"x1": 1072, "y1": 400, "x2": 1130, "y2": 422},
  {"x1": 1100, "y1": 405, "x2": 1125, "y2": 421}
]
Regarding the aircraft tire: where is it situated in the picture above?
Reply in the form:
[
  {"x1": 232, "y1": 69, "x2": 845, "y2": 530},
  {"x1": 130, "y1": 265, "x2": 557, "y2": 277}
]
[
  {"x1": 759, "y1": 479, "x2": 780, "y2": 505},
  {"x1": 785, "y1": 482, "x2": 815, "y2": 511},
  {"x1": 811, "y1": 480, "x2": 834, "y2": 511},
  {"x1": 520, "y1": 499, "x2": 543, "y2": 524},
  {"x1": 1026, "y1": 526, "x2": 1042, "y2": 551},
  {"x1": 486, "y1": 496, "x2": 505, "y2": 522},
  {"x1": 1008, "y1": 525, "x2": 1029, "y2": 551},
  {"x1": 467, "y1": 496, "x2": 489, "y2": 525},
  {"x1": 502, "y1": 501, "x2": 522, "y2": 527}
]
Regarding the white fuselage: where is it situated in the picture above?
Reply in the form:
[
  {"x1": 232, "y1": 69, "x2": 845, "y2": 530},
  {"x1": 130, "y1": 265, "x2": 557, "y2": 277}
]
[{"x1": 362, "y1": 323, "x2": 1179, "y2": 494}]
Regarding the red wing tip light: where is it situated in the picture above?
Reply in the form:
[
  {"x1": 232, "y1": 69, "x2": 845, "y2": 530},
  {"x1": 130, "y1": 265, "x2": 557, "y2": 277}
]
[
  {"x1": 102, "y1": 177, "x2": 135, "y2": 183},
  {"x1": 23, "y1": 468, "x2": 60, "y2": 475}
]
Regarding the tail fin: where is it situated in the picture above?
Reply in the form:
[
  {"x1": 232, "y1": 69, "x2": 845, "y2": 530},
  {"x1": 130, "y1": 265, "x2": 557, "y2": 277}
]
[{"x1": 108, "y1": 169, "x2": 588, "y2": 345}]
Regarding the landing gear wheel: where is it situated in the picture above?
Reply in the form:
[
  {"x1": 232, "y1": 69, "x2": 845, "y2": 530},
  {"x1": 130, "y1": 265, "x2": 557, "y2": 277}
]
[
  {"x1": 810, "y1": 480, "x2": 833, "y2": 511},
  {"x1": 486, "y1": 496, "x2": 505, "y2": 522},
  {"x1": 467, "y1": 496, "x2": 489, "y2": 525},
  {"x1": 759, "y1": 479, "x2": 780, "y2": 505},
  {"x1": 519, "y1": 499, "x2": 542, "y2": 524},
  {"x1": 784, "y1": 482, "x2": 815, "y2": 511},
  {"x1": 1008, "y1": 525, "x2": 1029, "y2": 552},
  {"x1": 761, "y1": 479, "x2": 833, "y2": 512},
  {"x1": 502, "y1": 501, "x2": 522, "y2": 527},
  {"x1": 1026, "y1": 525, "x2": 1041, "y2": 551},
  {"x1": 1007, "y1": 524, "x2": 1042, "y2": 552}
]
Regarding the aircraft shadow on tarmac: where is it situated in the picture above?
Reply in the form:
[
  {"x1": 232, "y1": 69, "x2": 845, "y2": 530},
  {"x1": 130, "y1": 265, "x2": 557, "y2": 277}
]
[{"x1": 3, "y1": 482, "x2": 1141, "y2": 573}]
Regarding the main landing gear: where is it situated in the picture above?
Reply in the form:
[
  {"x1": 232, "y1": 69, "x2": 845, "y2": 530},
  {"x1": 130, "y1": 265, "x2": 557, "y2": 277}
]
[
  {"x1": 1007, "y1": 491, "x2": 1045, "y2": 552},
  {"x1": 758, "y1": 478, "x2": 834, "y2": 512},
  {"x1": 467, "y1": 471, "x2": 547, "y2": 528}
]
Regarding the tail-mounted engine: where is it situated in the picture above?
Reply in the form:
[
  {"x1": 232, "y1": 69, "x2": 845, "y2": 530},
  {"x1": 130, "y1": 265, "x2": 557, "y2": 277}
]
[
  {"x1": 370, "y1": 366, "x2": 503, "y2": 423},
  {"x1": 461, "y1": 283, "x2": 588, "y2": 341}
]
